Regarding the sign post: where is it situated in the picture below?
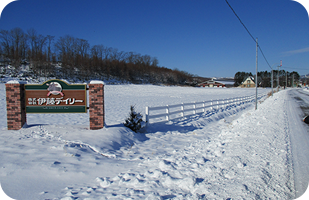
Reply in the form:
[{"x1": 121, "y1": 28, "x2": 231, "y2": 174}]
[
  {"x1": 6, "y1": 79, "x2": 105, "y2": 130},
  {"x1": 88, "y1": 80, "x2": 105, "y2": 130},
  {"x1": 5, "y1": 80, "x2": 26, "y2": 130}
]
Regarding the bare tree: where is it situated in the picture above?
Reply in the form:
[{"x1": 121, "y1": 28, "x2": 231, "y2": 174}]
[
  {"x1": 0, "y1": 28, "x2": 28, "y2": 63},
  {"x1": 75, "y1": 38, "x2": 89, "y2": 58},
  {"x1": 46, "y1": 35, "x2": 55, "y2": 62},
  {"x1": 151, "y1": 57, "x2": 159, "y2": 67},
  {"x1": 11, "y1": 28, "x2": 22, "y2": 61},
  {"x1": 27, "y1": 28, "x2": 38, "y2": 61},
  {"x1": 54, "y1": 35, "x2": 76, "y2": 64},
  {"x1": 27, "y1": 28, "x2": 47, "y2": 61},
  {"x1": 0, "y1": 30, "x2": 12, "y2": 59}
]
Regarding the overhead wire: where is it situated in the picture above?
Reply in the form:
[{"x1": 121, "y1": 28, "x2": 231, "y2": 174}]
[
  {"x1": 281, "y1": 66, "x2": 308, "y2": 71},
  {"x1": 225, "y1": 0, "x2": 273, "y2": 70},
  {"x1": 225, "y1": 0, "x2": 256, "y2": 43}
]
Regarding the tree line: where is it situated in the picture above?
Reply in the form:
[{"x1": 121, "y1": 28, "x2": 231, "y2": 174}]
[
  {"x1": 234, "y1": 71, "x2": 300, "y2": 87},
  {"x1": 0, "y1": 27, "x2": 194, "y2": 84}
]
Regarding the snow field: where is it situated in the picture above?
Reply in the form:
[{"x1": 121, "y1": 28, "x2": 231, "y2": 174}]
[
  {"x1": 57, "y1": 90, "x2": 295, "y2": 199},
  {"x1": 0, "y1": 84, "x2": 308, "y2": 199}
]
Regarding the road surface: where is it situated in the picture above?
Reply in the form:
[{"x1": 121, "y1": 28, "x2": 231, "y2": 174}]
[{"x1": 287, "y1": 89, "x2": 309, "y2": 198}]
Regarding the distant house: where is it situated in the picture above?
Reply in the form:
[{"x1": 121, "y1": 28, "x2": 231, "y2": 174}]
[
  {"x1": 239, "y1": 76, "x2": 256, "y2": 88},
  {"x1": 198, "y1": 79, "x2": 226, "y2": 88}
]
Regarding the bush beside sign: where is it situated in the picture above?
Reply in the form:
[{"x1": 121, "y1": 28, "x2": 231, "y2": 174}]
[{"x1": 25, "y1": 79, "x2": 87, "y2": 113}]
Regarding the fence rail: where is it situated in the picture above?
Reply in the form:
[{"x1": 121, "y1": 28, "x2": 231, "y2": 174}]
[{"x1": 145, "y1": 93, "x2": 267, "y2": 125}]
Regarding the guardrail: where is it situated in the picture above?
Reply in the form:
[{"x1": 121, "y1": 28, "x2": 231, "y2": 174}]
[{"x1": 145, "y1": 93, "x2": 267, "y2": 125}]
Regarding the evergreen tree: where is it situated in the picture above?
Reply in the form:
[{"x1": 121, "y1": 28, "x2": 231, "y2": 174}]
[{"x1": 124, "y1": 106, "x2": 144, "y2": 132}]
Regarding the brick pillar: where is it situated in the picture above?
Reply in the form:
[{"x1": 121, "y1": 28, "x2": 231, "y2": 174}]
[
  {"x1": 88, "y1": 81, "x2": 105, "y2": 130},
  {"x1": 6, "y1": 81, "x2": 27, "y2": 130}
]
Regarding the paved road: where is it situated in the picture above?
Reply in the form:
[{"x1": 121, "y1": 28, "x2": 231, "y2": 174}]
[{"x1": 287, "y1": 89, "x2": 309, "y2": 198}]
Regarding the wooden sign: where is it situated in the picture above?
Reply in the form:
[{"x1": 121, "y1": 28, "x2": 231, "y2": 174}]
[{"x1": 25, "y1": 79, "x2": 87, "y2": 113}]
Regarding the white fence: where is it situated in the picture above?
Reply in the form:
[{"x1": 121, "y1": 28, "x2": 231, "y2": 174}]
[{"x1": 145, "y1": 93, "x2": 267, "y2": 125}]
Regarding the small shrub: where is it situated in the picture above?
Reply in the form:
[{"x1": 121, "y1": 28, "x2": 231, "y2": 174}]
[
  {"x1": 267, "y1": 89, "x2": 278, "y2": 98},
  {"x1": 124, "y1": 105, "x2": 144, "y2": 132}
]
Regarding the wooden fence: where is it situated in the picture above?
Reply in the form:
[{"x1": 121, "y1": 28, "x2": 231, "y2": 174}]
[{"x1": 145, "y1": 93, "x2": 267, "y2": 125}]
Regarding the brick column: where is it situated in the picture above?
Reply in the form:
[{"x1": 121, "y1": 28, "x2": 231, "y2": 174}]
[
  {"x1": 88, "y1": 81, "x2": 105, "y2": 130},
  {"x1": 6, "y1": 81, "x2": 27, "y2": 130}
]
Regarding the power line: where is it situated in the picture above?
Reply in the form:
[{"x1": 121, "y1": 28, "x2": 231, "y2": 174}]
[
  {"x1": 258, "y1": 46, "x2": 272, "y2": 70},
  {"x1": 225, "y1": 0, "x2": 255, "y2": 43},
  {"x1": 225, "y1": 0, "x2": 272, "y2": 70},
  {"x1": 281, "y1": 66, "x2": 309, "y2": 71}
]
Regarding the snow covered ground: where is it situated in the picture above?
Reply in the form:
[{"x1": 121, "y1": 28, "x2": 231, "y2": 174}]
[{"x1": 0, "y1": 83, "x2": 308, "y2": 199}]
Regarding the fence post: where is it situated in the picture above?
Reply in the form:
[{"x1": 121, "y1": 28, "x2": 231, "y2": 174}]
[
  {"x1": 181, "y1": 103, "x2": 184, "y2": 117},
  {"x1": 166, "y1": 105, "x2": 169, "y2": 121},
  {"x1": 202, "y1": 101, "x2": 205, "y2": 113},
  {"x1": 193, "y1": 102, "x2": 196, "y2": 114},
  {"x1": 146, "y1": 106, "x2": 149, "y2": 126},
  {"x1": 210, "y1": 99, "x2": 213, "y2": 111}
]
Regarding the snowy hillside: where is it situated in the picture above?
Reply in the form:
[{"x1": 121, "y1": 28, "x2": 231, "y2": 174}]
[{"x1": 0, "y1": 84, "x2": 309, "y2": 199}]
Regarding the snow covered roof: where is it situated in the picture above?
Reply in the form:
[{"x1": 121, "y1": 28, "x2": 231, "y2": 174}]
[
  {"x1": 241, "y1": 76, "x2": 255, "y2": 84},
  {"x1": 199, "y1": 80, "x2": 225, "y2": 85}
]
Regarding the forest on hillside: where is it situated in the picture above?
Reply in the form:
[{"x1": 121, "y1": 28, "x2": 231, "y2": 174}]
[{"x1": 0, "y1": 27, "x2": 195, "y2": 85}]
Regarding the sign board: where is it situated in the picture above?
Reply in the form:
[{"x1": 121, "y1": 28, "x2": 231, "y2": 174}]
[{"x1": 25, "y1": 79, "x2": 87, "y2": 113}]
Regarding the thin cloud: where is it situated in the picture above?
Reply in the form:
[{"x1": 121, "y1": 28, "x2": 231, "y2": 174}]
[{"x1": 281, "y1": 46, "x2": 309, "y2": 57}]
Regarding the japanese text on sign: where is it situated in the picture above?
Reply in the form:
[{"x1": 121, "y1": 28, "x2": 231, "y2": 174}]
[{"x1": 28, "y1": 97, "x2": 84, "y2": 106}]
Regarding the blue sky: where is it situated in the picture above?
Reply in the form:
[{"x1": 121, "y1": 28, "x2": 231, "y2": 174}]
[{"x1": 0, "y1": 0, "x2": 308, "y2": 77}]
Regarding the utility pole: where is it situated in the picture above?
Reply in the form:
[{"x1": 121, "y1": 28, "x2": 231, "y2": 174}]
[
  {"x1": 255, "y1": 38, "x2": 258, "y2": 110},
  {"x1": 277, "y1": 60, "x2": 282, "y2": 90},
  {"x1": 271, "y1": 69, "x2": 273, "y2": 96},
  {"x1": 277, "y1": 66, "x2": 280, "y2": 89},
  {"x1": 286, "y1": 71, "x2": 287, "y2": 89},
  {"x1": 277, "y1": 65, "x2": 280, "y2": 90}
]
